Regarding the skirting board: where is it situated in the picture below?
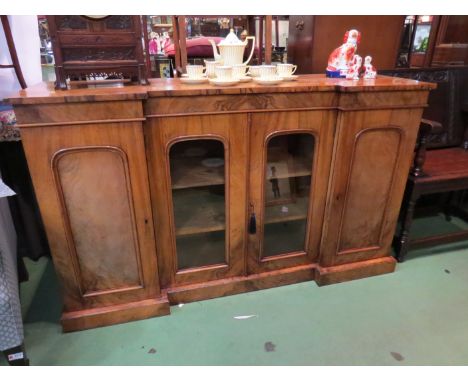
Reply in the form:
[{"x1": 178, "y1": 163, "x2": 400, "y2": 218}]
[
  {"x1": 61, "y1": 296, "x2": 170, "y2": 332},
  {"x1": 166, "y1": 264, "x2": 317, "y2": 304},
  {"x1": 315, "y1": 256, "x2": 397, "y2": 286}
]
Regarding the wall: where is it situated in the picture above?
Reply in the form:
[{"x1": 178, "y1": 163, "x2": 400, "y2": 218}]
[
  {"x1": 311, "y1": 16, "x2": 405, "y2": 73},
  {"x1": 287, "y1": 16, "x2": 405, "y2": 74},
  {"x1": 0, "y1": 15, "x2": 42, "y2": 101}
]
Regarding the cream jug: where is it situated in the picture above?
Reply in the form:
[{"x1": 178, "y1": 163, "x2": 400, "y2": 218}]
[{"x1": 209, "y1": 29, "x2": 255, "y2": 66}]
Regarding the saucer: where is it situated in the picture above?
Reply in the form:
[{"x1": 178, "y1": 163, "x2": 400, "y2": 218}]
[
  {"x1": 279, "y1": 75, "x2": 299, "y2": 81},
  {"x1": 253, "y1": 76, "x2": 283, "y2": 85},
  {"x1": 237, "y1": 76, "x2": 252, "y2": 83},
  {"x1": 209, "y1": 78, "x2": 240, "y2": 87},
  {"x1": 180, "y1": 77, "x2": 209, "y2": 85},
  {"x1": 182, "y1": 73, "x2": 207, "y2": 78}
]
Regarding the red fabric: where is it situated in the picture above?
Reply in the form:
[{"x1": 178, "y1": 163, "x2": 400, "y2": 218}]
[{"x1": 165, "y1": 37, "x2": 224, "y2": 58}]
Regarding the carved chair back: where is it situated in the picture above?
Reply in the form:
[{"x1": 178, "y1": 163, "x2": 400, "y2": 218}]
[{"x1": 382, "y1": 67, "x2": 468, "y2": 149}]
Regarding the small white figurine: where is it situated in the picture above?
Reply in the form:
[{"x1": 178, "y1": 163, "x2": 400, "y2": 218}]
[
  {"x1": 363, "y1": 56, "x2": 377, "y2": 79},
  {"x1": 346, "y1": 55, "x2": 362, "y2": 80}
]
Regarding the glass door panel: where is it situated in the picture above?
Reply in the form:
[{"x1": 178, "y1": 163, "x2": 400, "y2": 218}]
[
  {"x1": 169, "y1": 139, "x2": 226, "y2": 270},
  {"x1": 262, "y1": 133, "x2": 315, "y2": 258}
]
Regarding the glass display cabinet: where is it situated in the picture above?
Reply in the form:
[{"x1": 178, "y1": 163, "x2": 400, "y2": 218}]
[{"x1": 7, "y1": 74, "x2": 434, "y2": 331}]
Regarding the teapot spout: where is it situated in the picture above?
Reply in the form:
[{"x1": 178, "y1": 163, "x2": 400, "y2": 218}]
[{"x1": 208, "y1": 39, "x2": 221, "y2": 62}]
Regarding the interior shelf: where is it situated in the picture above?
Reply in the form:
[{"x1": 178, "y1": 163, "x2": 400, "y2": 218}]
[
  {"x1": 170, "y1": 158, "x2": 225, "y2": 190},
  {"x1": 264, "y1": 196, "x2": 309, "y2": 224},
  {"x1": 173, "y1": 187, "x2": 226, "y2": 236},
  {"x1": 170, "y1": 156, "x2": 310, "y2": 190},
  {"x1": 267, "y1": 157, "x2": 312, "y2": 180},
  {"x1": 172, "y1": 188, "x2": 309, "y2": 237}
]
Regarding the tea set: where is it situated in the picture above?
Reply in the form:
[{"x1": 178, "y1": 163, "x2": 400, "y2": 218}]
[{"x1": 180, "y1": 29, "x2": 298, "y2": 87}]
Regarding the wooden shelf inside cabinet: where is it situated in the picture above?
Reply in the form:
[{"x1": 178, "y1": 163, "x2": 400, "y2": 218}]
[
  {"x1": 170, "y1": 158, "x2": 225, "y2": 190},
  {"x1": 173, "y1": 188, "x2": 225, "y2": 236},
  {"x1": 264, "y1": 197, "x2": 309, "y2": 225},
  {"x1": 172, "y1": 189, "x2": 309, "y2": 238},
  {"x1": 153, "y1": 23, "x2": 173, "y2": 28},
  {"x1": 170, "y1": 156, "x2": 310, "y2": 190},
  {"x1": 266, "y1": 157, "x2": 312, "y2": 180}
]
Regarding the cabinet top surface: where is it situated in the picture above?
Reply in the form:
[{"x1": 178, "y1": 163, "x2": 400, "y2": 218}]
[{"x1": 6, "y1": 74, "x2": 436, "y2": 105}]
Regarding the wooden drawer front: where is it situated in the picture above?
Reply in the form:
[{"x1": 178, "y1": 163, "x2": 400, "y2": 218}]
[
  {"x1": 145, "y1": 92, "x2": 337, "y2": 116},
  {"x1": 14, "y1": 101, "x2": 144, "y2": 126},
  {"x1": 320, "y1": 108, "x2": 423, "y2": 267},
  {"x1": 21, "y1": 122, "x2": 160, "y2": 311},
  {"x1": 58, "y1": 32, "x2": 136, "y2": 46}
]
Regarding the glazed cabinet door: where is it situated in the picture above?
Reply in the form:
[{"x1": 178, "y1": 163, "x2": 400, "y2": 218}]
[
  {"x1": 146, "y1": 114, "x2": 248, "y2": 288},
  {"x1": 247, "y1": 111, "x2": 335, "y2": 274},
  {"x1": 20, "y1": 120, "x2": 162, "y2": 313},
  {"x1": 319, "y1": 108, "x2": 423, "y2": 268}
]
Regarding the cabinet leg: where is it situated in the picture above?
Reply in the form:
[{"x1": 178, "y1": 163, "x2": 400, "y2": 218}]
[
  {"x1": 442, "y1": 191, "x2": 454, "y2": 222},
  {"x1": 395, "y1": 186, "x2": 419, "y2": 263},
  {"x1": 2, "y1": 343, "x2": 29, "y2": 366}
]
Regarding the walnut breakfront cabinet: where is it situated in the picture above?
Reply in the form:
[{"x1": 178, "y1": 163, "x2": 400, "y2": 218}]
[{"x1": 6, "y1": 75, "x2": 434, "y2": 331}]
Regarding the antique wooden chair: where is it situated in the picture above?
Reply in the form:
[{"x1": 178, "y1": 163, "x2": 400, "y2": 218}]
[{"x1": 384, "y1": 68, "x2": 468, "y2": 262}]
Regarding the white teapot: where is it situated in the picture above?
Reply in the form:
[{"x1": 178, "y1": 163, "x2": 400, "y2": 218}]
[{"x1": 209, "y1": 29, "x2": 255, "y2": 66}]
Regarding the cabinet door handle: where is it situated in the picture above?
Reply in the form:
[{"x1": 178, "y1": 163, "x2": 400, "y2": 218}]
[{"x1": 249, "y1": 203, "x2": 257, "y2": 234}]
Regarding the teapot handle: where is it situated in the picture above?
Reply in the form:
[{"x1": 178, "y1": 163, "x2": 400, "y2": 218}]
[{"x1": 243, "y1": 36, "x2": 256, "y2": 65}]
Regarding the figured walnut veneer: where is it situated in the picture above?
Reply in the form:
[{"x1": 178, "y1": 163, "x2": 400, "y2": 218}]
[{"x1": 6, "y1": 75, "x2": 435, "y2": 331}]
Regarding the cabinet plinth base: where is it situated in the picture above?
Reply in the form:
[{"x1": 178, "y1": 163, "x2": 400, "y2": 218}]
[
  {"x1": 61, "y1": 297, "x2": 170, "y2": 332},
  {"x1": 315, "y1": 256, "x2": 397, "y2": 286},
  {"x1": 166, "y1": 264, "x2": 316, "y2": 304}
]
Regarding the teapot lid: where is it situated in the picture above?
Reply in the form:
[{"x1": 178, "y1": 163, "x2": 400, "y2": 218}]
[{"x1": 219, "y1": 29, "x2": 244, "y2": 46}]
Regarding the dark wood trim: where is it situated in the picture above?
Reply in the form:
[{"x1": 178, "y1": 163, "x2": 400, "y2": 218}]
[
  {"x1": 0, "y1": 15, "x2": 27, "y2": 89},
  {"x1": 258, "y1": 16, "x2": 264, "y2": 64},
  {"x1": 435, "y1": 16, "x2": 450, "y2": 46},
  {"x1": 265, "y1": 15, "x2": 272, "y2": 64},
  {"x1": 142, "y1": 15, "x2": 151, "y2": 78},
  {"x1": 171, "y1": 16, "x2": 181, "y2": 76},
  {"x1": 61, "y1": 297, "x2": 170, "y2": 332},
  {"x1": 316, "y1": 256, "x2": 396, "y2": 286},
  {"x1": 166, "y1": 264, "x2": 316, "y2": 304},
  {"x1": 409, "y1": 231, "x2": 468, "y2": 249},
  {"x1": 18, "y1": 118, "x2": 146, "y2": 128},
  {"x1": 177, "y1": 16, "x2": 188, "y2": 73},
  {"x1": 424, "y1": 16, "x2": 442, "y2": 67},
  {"x1": 274, "y1": 16, "x2": 279, "y2": 47}
]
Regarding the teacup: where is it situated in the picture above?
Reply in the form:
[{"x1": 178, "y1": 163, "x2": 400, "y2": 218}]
[
  {"x1": 204, "y1": 60, "x2": 221, "y2": 79},
  {"x1": 247, "y1": 65, "x2": 262, "y2": 77},
  {"x1": 186, "y1": 64, "x2": 206, "y2": 78},
  {"x1": 215, "y1": 66, "x2": 233, "y2": 80},
  {"x1": 258, "y1": 65, "x2": 277, "y2": 78},
  {"x1": 276, "y1": 63, "x2": 297, "y2": 77},
  {"x1": 232, "y1": 64, "x2": 249, "y2": 79}
]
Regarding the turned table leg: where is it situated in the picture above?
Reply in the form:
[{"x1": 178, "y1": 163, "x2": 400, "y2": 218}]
[{"x1": 396, "y1": 183, "x2": 420, "y2": 263}]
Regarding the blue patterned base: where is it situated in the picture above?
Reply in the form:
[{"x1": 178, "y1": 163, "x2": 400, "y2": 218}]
[{"x1": 326, "y1": 70, "x2": 346, "y2": 78}]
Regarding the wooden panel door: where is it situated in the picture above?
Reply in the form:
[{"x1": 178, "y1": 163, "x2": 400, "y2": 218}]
[
  {"x1": 320, "y1": 108, "x2": 423, "y2": 267},
  {"x1": 146, "y1": 114, "x2": 249, "y2": 288},
  {"x1": 247, "y1": 111, "x2": 335, "y2": 274},
  {"x1": 20, "y1": 122, "x2": 161, "y2": 312}
]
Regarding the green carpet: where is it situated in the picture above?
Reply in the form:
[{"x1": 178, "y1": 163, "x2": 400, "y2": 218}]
[{"x1": 2, "y1": 214, "x2": 468, "y2": 366}]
